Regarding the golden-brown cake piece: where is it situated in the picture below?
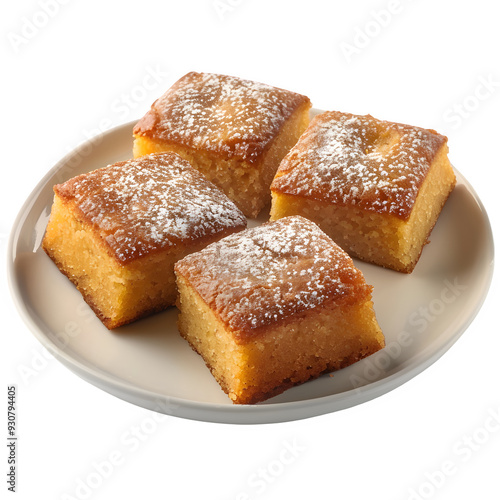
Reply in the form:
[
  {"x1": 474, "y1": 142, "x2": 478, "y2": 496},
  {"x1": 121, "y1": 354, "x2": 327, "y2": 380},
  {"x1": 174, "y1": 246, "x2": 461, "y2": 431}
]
[
  {"x1": 133, "y1": 72, "x2": 311, "y2": 218},
  {"x1": 174, "y1": 215, "x2": 385, "y2": 404},
  {"x1": 42, "y1": 152, "x2": 247, "y2": 329},
  {"x1": 270, "y1": 111, "x2": 456, "y2": 273}
]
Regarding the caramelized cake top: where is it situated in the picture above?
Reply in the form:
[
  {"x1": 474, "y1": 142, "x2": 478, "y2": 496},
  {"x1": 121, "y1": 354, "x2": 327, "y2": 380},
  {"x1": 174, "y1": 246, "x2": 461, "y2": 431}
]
[
  {"x1": 271, "y1": 111, "x2": 448, "y2": 219},
  {"x1": 54, "y1": 152, "x2": 247, "y2": 263},
  {"x1": 133, "y1": 72, "x2": 311, "y2": 164},
  {"x1": 175, "y1": 216, "x2": 372, "y2": 341}
]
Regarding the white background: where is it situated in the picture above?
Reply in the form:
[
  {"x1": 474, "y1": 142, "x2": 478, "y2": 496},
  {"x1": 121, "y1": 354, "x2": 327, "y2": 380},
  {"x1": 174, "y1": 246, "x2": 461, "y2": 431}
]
[{"x1": 2, "y1": 1, "x2": 499, "y2": 499}]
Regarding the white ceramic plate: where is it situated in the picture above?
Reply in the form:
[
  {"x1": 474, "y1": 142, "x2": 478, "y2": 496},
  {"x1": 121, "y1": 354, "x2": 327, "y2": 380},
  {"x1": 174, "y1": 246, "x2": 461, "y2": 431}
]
[{"x1": 8, "y1": 119, "x2": 494, "y2": 424}]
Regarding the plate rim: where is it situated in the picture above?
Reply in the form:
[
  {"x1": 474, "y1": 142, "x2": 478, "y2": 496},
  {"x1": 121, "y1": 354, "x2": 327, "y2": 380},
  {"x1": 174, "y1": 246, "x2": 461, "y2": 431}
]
[{"x1": 7, "y1": 119, "x2": 495, "y2": 424}]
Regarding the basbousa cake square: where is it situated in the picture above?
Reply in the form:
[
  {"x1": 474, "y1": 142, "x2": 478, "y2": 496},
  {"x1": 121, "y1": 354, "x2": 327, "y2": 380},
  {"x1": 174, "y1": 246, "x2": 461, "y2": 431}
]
[
  {"x1": 270, "y1": 111, "x2": 456, "y2": 273},
  {"x1": 42, "y1": 152, "x2": 247, "y2": 329},
  {"x1": 174, "y1": 215, "x2": 385, "y2": 404},
  {"x1": 133, "y1": 71, "x2": 311, "y2": 218}
]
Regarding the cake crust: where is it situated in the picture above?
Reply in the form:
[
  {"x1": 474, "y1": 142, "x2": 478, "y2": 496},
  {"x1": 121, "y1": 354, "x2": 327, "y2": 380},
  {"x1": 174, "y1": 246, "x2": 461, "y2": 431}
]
[
  {"x1": 133, "y1": 71, "x2": 311, "y2": 164},
  {"x1": 53, "y1": 152, "x2": 247, "y2": 263},
  {"x1": 175, "y1": 216, "x2": 373, "y2": 342},
  {"x1": 271, "y1": 110, "x2": 449, "y2": 220}
]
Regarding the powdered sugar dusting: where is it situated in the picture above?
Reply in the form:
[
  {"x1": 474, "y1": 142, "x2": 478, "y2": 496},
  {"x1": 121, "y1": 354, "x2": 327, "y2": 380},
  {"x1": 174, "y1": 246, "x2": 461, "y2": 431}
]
[
  {"x1": 175, "y1": 216, "x2": 370, "y2": 338},
  {"x1": 56, "y1": 153, "x2": 247, "y2": 262},
  {"x1": 133, "y1": 72, "x2": 310, "y2": 163},
  {"x1": 272, "y1": 111, "x2": 447, "y2": 218}
]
